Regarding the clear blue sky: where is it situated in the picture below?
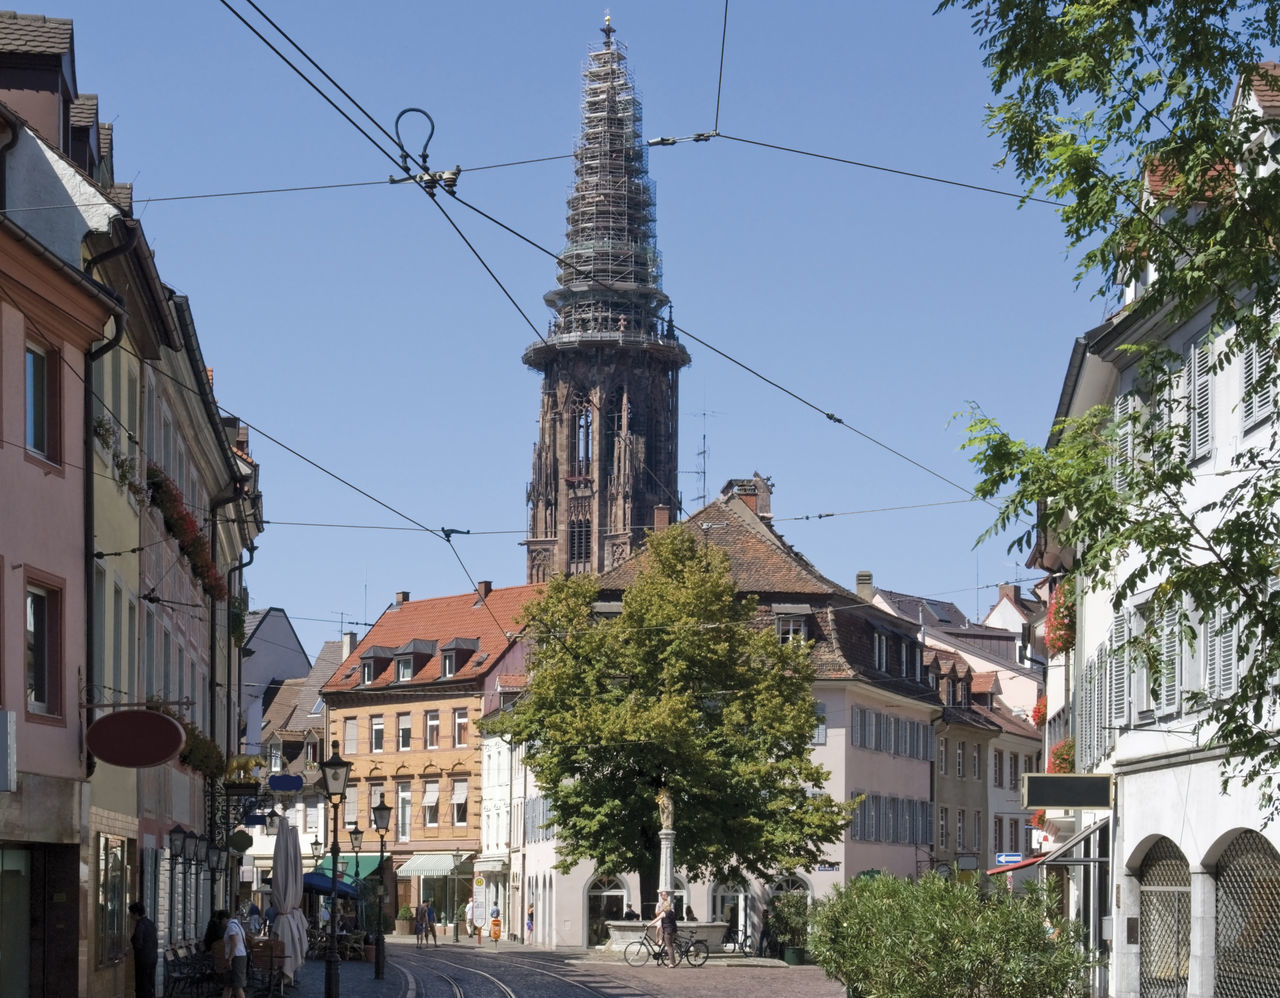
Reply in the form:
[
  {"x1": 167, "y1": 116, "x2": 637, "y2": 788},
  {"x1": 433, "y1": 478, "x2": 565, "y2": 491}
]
[{"x1": 51, "y1": 1, "x2": 1106, "y2": 658}]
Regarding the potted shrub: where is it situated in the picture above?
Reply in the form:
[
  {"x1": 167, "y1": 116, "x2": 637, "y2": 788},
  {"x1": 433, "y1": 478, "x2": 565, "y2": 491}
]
[
  {"x1": 395, "y1": 904, "x2": 415, "y2": 936},
  {"x1": 771, "y1": 890, "x2": 811, "y2": 965}
]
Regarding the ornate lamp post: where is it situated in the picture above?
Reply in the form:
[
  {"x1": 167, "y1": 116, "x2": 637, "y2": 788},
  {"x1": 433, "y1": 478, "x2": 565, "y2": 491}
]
[
  {"x1": 195, "y1": 835, "x2": 209, "y2": 930},
  {"x1": 349, "y1": 826, "x2": 364, "y2": 933},
  {"x1": 371, "y1": 797, "x2": 391, "y2": 978},
  {"x1": 311, "y1": 836, "x2": 323, "y2": 862},
  {"x1": 319, "y1": 741, "x2": 352, "y2": 998},
  {"x1": 167, "y1": 825, "x2": 186, "y2": 942},
  {"x1": 181, "y1": 829, "x2": 198, "y2": 940}
]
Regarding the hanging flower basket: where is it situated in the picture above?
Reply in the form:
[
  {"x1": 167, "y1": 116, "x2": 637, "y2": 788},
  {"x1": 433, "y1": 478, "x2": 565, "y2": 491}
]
[
  {"x1": 1044, "y1": 576, "x2": 1076, "y2": 656},
  {"x1": 146, "y1": 464, "x2": 229, "y2": 601},
  {"x1": 1048, "y1": 737, "x2": 1075, "y2": 774},
  {"x1": 1032, "y1": 695, "x2": 1047, "y2": 728}
]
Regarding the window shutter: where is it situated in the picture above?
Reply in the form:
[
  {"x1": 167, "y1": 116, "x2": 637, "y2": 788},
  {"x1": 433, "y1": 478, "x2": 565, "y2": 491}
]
[
  {"x1": 1113, "y1": 393, "x2": 1134, "y2": 489},
  {"x1": 1110, "y1": 612, "x2": 1129, "y2": 727},
  {"x1": 1208, "y1": 608, "x2": 1237, "y2": 699},
  {"x1": 1243, "y1": 340, "x2": 1260, "y2": 424},
  {"x1": 1189, "y1": 337, "x2": 1212, "y2": 458},
  {"x1": 1158, "y1": 604, "x2": 1180, "y2": 713}
]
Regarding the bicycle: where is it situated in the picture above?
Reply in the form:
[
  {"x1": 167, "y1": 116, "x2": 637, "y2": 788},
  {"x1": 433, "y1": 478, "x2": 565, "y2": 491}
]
[
  {"x1": 720, "y1": 924, "x2": 754, "y2": 955},
  {"x1": 623, "y1": 930, "x2": 709, "y2": 968}
]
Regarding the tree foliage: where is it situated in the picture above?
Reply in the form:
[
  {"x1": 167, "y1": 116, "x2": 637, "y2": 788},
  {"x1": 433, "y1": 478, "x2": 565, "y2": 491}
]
[
  {"x1": 808, "y1": 873, "x2": 1091, "y2": 998},
  {"x1": 941, "y1": 1, "x2": 1280, "y2": 808},
  {"x1": 484, "y1": 526, "x2": 853, "y2": 897}
]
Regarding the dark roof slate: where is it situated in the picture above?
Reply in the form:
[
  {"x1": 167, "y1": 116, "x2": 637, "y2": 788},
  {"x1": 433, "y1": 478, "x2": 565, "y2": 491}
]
[{"x1": 0, "y1": 12, "x2": 72, "y2": 54}]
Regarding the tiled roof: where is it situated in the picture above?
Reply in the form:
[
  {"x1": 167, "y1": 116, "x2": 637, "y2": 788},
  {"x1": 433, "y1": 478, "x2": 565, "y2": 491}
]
[
  {"x1": 598, "y1": 492, "x2": 854, "y2": 598},
  {"x1": 969, "y1": 701, "x2": 1040, "y2": 740},
  {"x1": 971, "y1": 670, "x2": 999, "y2": 695},
  {"x1": 1246, "y1": 61, "x2": 1280, "y2": 117},
  {"x1": 876, "y1": 589, "x2": 970, "y2": 628},
  {"x1": 322, "y1": 584, "x2": 542, "y2": 694},
  {"x1": 261, "y1": 639, "x2": 344, "y2": 736},
  {"x1": 69, "y1": 93, "x2": 96, "y2": 127},
  {"x1": 0, "y1": 12, "x2": 72, "y2": 55}
]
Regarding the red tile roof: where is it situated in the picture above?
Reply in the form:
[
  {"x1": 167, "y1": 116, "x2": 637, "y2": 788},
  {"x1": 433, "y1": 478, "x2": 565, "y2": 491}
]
[{"x1": 322, "y1": 584, "x2": 542, "y2": 694}]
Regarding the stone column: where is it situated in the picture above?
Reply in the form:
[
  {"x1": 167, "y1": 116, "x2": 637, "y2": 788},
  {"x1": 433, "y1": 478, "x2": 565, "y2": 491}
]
[{"x1": 657, "y1": 788, "x2": 675, "y2": 893}]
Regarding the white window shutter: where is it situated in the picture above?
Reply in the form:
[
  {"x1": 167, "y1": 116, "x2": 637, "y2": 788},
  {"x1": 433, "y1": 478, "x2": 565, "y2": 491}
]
[
  {"x1": 1159, "y1": 604, "x2": 1180, "y2": 714},
  {"x1": 1189, "y1": 337, "x2": 1212, "y2": 458},
  {"x1": 1110, "y1": 612, "x2": 1130, "y2": 726}
]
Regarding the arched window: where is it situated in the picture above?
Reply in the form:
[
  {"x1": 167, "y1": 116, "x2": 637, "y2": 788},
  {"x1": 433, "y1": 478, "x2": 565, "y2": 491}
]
[
  {"x1": 570, "y1": 392, "x2": 592, "y2": 479},
  {"x1": 1215, "y1": 830, "x2": 1280, "y2": 996},
  {"x1": 586, "y1": 875, "x2": 626, "y2": 946},
  {"x1": 1139, "y1": 837, "x2": 1190, "y2": 997}
]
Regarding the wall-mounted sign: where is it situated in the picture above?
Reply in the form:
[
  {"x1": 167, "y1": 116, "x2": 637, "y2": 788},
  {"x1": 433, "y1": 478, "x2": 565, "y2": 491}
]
[
  {"x1": 1022, "y1": 773, "x2": 1113, "y2": 809},
  {"x1": 86, "y1": 710, "x2": 184, "y2": 768}
]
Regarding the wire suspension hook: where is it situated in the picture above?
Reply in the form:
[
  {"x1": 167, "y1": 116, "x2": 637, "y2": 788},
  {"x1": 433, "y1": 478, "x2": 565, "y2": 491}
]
[{"x1": 394, "y1": 107, "x2": 436, "y2": 173}]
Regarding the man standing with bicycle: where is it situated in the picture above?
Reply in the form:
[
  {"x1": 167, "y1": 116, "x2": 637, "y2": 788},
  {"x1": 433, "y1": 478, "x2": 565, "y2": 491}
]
[{"x1": 648, "y1": 891, "x2": 679, "y2": 969}]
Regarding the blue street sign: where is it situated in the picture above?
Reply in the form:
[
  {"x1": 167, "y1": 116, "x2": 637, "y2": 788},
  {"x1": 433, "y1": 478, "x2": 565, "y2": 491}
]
[{"x1": 995, "y1": 852, "x2": 1023, "y2": 865}]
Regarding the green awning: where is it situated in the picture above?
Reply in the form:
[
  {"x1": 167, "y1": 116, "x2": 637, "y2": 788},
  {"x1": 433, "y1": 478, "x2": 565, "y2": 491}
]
[{"x1": 312, "y1": 853, "x2": 382, "y2": 881}]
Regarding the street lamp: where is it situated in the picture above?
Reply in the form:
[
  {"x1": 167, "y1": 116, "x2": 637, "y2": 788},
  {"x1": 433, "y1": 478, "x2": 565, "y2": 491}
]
[
  {"x1": 451, "y1": 848, "x2": 463, "y2": 943},
  {"x1": 311, "y1": 836, "x2": 323, "y2": 862},
  {"x1": 168, "y1": 825, "x2": 186, "y2": 942},
  {"x1": 371, "y1": 797, "x2": 391, "y2": 979},
  {"x1": 195, "y1": 835, "x2": 209, "y2": 931},
  {"x1": 349, "y1": 826, "x2": 364, "y2": 935},
  {"x1": 319, "y1": 741, "x2": 351, "y2": 998}
]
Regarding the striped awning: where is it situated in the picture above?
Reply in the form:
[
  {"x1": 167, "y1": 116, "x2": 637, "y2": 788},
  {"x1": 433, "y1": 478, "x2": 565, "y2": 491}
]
[{"x1": 396, "y1": 853, "x2": 464, "y2": 878}]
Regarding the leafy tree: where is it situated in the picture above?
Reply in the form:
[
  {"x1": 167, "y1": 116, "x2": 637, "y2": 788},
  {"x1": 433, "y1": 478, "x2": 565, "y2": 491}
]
[
  {"x1": 485, "y1": 525, "x2": 853, "y2": 911},
  {"x1": 941, "y1": 1, "x2": 1280, "y2": 806},
  {"x1": 808, "y1": 873, "x2": 1091, "y2": 998}
]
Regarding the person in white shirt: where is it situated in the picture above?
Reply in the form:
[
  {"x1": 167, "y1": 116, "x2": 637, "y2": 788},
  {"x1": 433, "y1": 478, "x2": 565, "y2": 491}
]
[
  {"x1": 464, "y1": 897, "x2": 475, "y2": 938},
  {"x1": 218, "y1": 910, "x2": 247, "y2": 998}
]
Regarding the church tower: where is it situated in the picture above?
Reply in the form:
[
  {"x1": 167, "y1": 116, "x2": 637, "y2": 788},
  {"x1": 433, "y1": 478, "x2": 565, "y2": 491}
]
[{"x1": 523, "y1": 18, "x2": 690, "y2": 583}]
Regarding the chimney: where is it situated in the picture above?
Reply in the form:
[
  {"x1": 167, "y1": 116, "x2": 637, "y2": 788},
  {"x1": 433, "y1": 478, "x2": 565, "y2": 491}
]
[
  {"x1": 342, "y1": 631, "x2": 357, "y2": 658},
  {"x1": 856, "y1": 570, "x2": 874, "y2": 601},
  {"x1": 476, "y1": 580, "x2": 492, "y2": 601},
  {"x1": 394, "y1": 591, "x2": 410, "y2": 606},
  {"x1": 998, "y1": 583, "x2": 1019, "y2": 604},
  {"x1": 653, "y1": 505, "x2": 671, "y2": 531}
]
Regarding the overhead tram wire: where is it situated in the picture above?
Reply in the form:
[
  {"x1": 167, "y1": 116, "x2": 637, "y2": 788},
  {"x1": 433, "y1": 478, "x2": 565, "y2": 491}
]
[{"x1": 220, "y1": 3, "x2": 1004, "y2": 522}]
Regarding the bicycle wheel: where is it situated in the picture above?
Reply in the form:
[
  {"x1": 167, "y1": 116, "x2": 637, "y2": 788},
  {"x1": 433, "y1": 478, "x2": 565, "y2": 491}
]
[
  {"x1": 623, "y1": 941, "x2": 650, "y2": 967},
  {"x1": 686, "y1": 941, "x2": 710, "y2": 967},
  {"x1": 738, "y1": 934, "x2": 754, "y2": 955}
]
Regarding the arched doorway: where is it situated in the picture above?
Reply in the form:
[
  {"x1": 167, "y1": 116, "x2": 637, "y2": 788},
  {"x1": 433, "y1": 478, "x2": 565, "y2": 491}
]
[
  {"x1": 1139, "y1": 837, "x2": 1190, "y2": 998},
  {"x1": 712, "y1": 880, "x2": 749, "y2": 948},
  {"x1": 1215, "y1": 830, "x2": 1280, "y2": 996},
  {"x1": 586, "y1": 875, "x2": 625, "y2": 946},
  {"x1": 769, "y1": 874, "x2": 811, "y2": 899}
]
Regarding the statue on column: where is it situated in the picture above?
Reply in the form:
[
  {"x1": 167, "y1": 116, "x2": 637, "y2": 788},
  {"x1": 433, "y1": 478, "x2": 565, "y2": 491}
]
[{"x1": 657, "y1": 788, "x2": 674, "y2": 830}]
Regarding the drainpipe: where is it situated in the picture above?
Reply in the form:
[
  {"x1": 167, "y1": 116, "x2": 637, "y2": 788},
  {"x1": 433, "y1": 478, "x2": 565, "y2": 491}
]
[{"x1": 81, "y1": 221, "x2": 137, "y2": 771}]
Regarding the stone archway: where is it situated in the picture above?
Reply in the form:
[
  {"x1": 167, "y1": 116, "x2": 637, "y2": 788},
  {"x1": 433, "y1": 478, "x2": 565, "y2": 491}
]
[{"x1": 1139, "y1": 837, "x2": 1190, "y2": 998}]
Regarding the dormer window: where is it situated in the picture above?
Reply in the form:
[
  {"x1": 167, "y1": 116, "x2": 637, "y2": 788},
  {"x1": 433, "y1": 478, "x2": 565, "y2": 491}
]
[
  {"x1": 773, "y1": 604, "x2": 811, "y2": 644},
  {"x1": 269, "y1": 741, "x2": 282, "y2": 772},
  {"x1": 304, "y1": 739, "x2": 318, "y2": 765},
  {"x1": 442, "y1": 651, "x2": 457, "y2": 678},
  {"x1": 362, "y1": 662, "x2": 372, "y2": 685},
  {"x1": 397, "y1": 657, "x2": 413, "y2": 682}
]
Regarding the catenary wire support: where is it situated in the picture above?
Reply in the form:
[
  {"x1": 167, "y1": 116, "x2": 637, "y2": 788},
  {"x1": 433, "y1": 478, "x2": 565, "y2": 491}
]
[{"x1": 388, "y1": 107, "x2": 462, "y2": 198}]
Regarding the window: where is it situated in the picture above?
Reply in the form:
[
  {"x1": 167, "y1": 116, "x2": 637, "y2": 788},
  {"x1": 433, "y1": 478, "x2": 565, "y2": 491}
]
[
  {"x1": 1206, "y1": 606, "x2": 1238, "y2": 699},
  {"x1": 1188, "y1": 334, "x2": 1213, "y2": 459},
  {"x1": 371, "y1": 715, "x2": 384, "y2": 752},
  {"x1": 453, "y1": 708, "x2": 468, "y2": 747},
  {"x1": 938, "y1": 737, "x2": 948, "y2": 775},
  {"x1": 1242, "y1": 337, "x2": 1275, "y2": 428},
  {"x1": 344, "y1": 717, "x2": 358, "y2": 755},
  {"x1": 993, "y1": 750, "x2": 1004, "y2": 788},
  {"x1": 778, "y1": 616, "x2": 807, "y2": 644},
  {"x1": 397, "y1": 783, "x2": 412, "y2": 842},
  {"x1": 305, "y1": 740, "x2": 318, "y2": 765},
  {"x1": 873, "y1": 633, "x2": 887, "y2": 671},
  {"x1": 1110, "y1": 610, "x2": 1131, "y2": 726},
  {"x1": 361, "y1": 661, "x2": 372, "y2": 685},
  {"x1": 397, "y1": 658, "x2": 413, "y2": 682},
  {"x1": 957, "y1": 741, "x2": 965, "y2": 779},
  {"x1": 423, "y1": 780, "x2": 440, "y2": 827},
  {"x1": 971, "y1": 745, "x2": 979, "y2": 780},
  {"x1": 1024, "y1": 754, "x2": 1034, "y2": 776},
  {"x1": 425, "y1": 710, "x2": 440, "y2": 749},
  {"x1": 994, "y1": 815, "x2": 1003, "y2": 854},
  {"x1": 368, "y1": 785, "x2": 384, "y2": 826},
  {"x1": 343, "y1": 794, "x2": 357, "y2": 829},
  {"x1": 451, "y1": 779, "x2": 469, "y2": 826},
  {"x1": 269, "y1": 741, "x2": 282, "y2": 772},
  {"x1": 26, "y1": 582, "x2": 63, "y2": 716},
  {"x1": 1010, "y1": 751, "x2": 1020, "y2": 787},
  {"x1": 26, "y1": 343, "x2": 60, "y2": 461},
  {"x1": 957, "y1": 810, "x2": 966, "y2": 851},
  {"x1": 811, "y1": 702, "x2": 827, "y2": 746},
  {"x1": 973, "y1": 811, "x2": 982, "y2": 852},
  {"x1": 1154, "y1": 602, "x2": 1181, "y2": 715},
  {"x1": 1009, "y1": 818, "x2": 1019, "y2": 856},
  {"x1": 939, "y1": 807, "x2": 948, "y2": 850},
  {"x1": 143, "y1": 608, "x2": 155, "y2": 697},
  {"x1": 397, "y1": 713, "x2": 411, "y2": 750},
  {"x1": 96, "y1": 834, "x2": 128, "y2": 967},
  {"x1": 442, "y1": 651, "x2": 457, "y2": 678}
]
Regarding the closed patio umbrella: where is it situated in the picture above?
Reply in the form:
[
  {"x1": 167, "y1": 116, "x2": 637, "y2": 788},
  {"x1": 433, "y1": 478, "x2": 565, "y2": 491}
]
[{"x1": 270, "y1": 816, "x2": 308, "y2": 984}]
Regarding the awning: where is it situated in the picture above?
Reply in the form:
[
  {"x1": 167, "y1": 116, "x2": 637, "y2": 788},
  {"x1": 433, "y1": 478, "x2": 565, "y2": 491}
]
[
  {"x1": 396, "y1": 853, "x2": 465, "y2": 878},
  {"x1": 422, "y1": 786, "x2": 439, "y2": 808},
  {"x1": 312, "y1": 853, "x2": 382, "y2": 881},
  {"x1": 301, "y1": 871, "x2": 357, "y2": 898},
  {"x1": 473, "y1": 856, "x2": 509, "y2": 874},
  {"x1": 1042, "y1": 816, "x2": 1110, "y2": 866},
  {"x1": 451, "y1": 781, "x2": 468, "y2": 803}
]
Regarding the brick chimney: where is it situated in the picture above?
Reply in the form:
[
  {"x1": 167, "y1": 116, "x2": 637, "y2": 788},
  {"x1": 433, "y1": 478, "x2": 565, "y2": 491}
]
[
  {"x1": 998, "y1": 583, "x2": 1020, "y2": 604},
  {"x1": 856, "y1": 570, "x2": 874, "y2": 601},
  {"x1": 394, "y1": 591, "x2": 410, "y2": 606},
  {"x1": 653, "y1": 505, "x2": 671, "y2": 531},
  {"x1": 342, "y1": 631, "x2": 357, "y2": 658},
  {"x1": 476, "y1": 580, "x2": 492, "y2": 601}
]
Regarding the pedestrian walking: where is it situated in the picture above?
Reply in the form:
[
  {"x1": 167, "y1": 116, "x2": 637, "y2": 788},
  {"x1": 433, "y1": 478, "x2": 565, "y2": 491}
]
[
  {"x1": 648, "y1": 891, "x2": 678, "y2": 969},
  {"x1": 128, "y1": 901, "x2": 157, "y2": 998},
  {"x1": 415, "y1": 902, "x2": 428, "y2": 948},
  {"x1": 425, "y1": 899, "x2": 438, "y2": 946}
]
